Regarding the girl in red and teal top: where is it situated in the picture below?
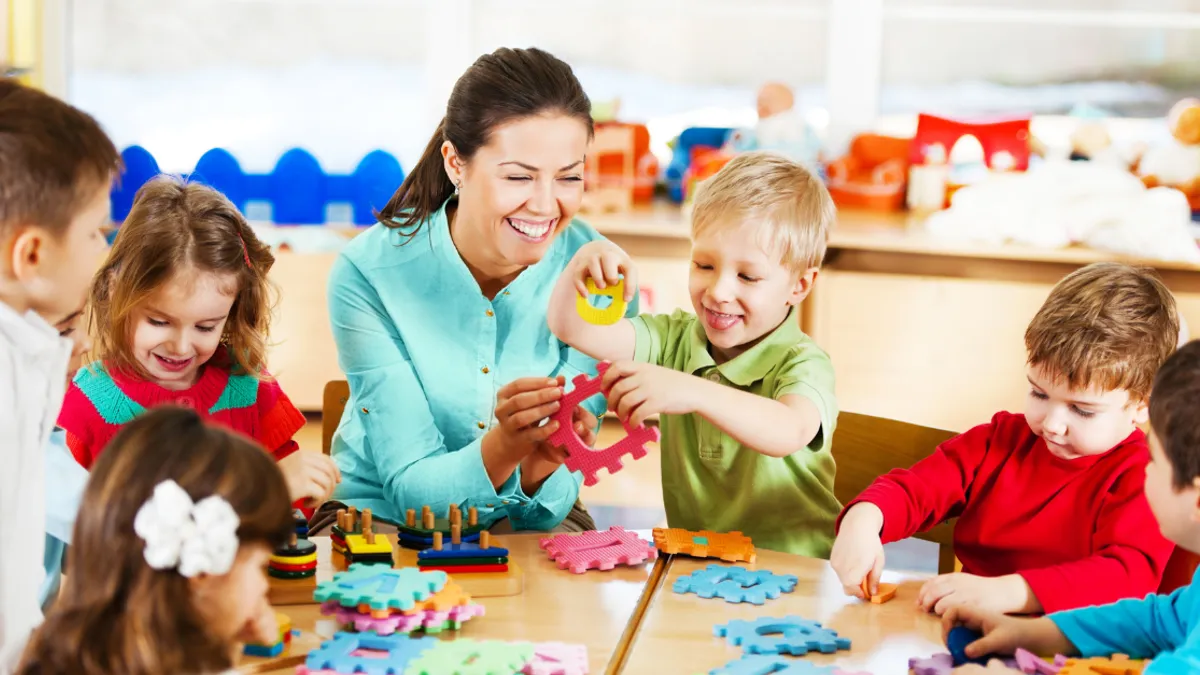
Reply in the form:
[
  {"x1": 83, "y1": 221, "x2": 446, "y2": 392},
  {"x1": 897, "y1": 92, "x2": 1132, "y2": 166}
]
[{"x1": 57, "y1": 176, "x2": 340, "y2": 507}]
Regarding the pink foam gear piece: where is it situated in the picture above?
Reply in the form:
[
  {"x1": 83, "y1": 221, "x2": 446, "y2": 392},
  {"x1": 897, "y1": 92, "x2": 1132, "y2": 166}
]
[
  {"x1": 522, "y1": 642, "x2": 589, "y2": 675},
  {"x1": 320, "y1": 601, "x2": 485, "y2": 635},
  {"x1": 538, "y1": 526, "x2": 658, "y2": 574},
  {"x1": 547, "y1": 362, "x2": 659, "y2": 487},
  {"x1": 1014, "y1": 649, "x2": 1067, "y2": 674}
]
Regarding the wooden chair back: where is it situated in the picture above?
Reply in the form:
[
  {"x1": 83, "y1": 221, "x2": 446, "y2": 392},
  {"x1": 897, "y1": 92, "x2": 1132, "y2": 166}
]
[
  {"x1": 322, "y1": 380, "x2": 350, "y2": 455},
  {"x1": 832, "y1": 411, "x2": 959, "y2": 574}
]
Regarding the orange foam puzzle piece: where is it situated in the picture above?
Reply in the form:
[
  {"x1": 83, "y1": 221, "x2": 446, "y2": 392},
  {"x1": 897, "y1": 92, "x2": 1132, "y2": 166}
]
[
  {"x1": 1057, "y1": 654, "x2": 1144, "y2": 675},
  {"x1": 651, "y1": 528, "x2": 756, "y2": 564}
]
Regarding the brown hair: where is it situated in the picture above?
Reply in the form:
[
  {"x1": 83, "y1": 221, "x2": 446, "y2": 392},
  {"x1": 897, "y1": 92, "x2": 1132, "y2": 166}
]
[
  {"x1": 88, "y1": 176, "x2": 276, "y2": 378},
  {"x1": 377, "y1": 47, "x2": 593, "y2": 240},
  {"x1": 691, "y1": 151, "x2": 836, "y2": 272},
  {"x1": 1025, "y1": 262, "x2": 1179, "y2": 403},
  {"x1": 1150, "y1": 340, "x2": 1200, "y2": 488},
  {"x1": 0, "y1": 78, "x2": 120, "y2": 238},
  {"x1": 17, "y1": 406, "x2": 292, "y2": 675}
]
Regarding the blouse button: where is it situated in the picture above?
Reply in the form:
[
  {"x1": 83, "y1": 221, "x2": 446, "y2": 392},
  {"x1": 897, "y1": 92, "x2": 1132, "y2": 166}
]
[
  {"x1": 361, "y1": 407, "x2": 369, "y2": 414},
  {"x1": 486, "y1": 309, "x2": 494, "y2": 317},
  {"x1": 481, "y1": 366, "x2": 490, "y2": 374},
  {"x1": 708, "y1": 373, "x2": 721, "y2": 383},
  {"x1": 477, "y1": 421, "x2": 486, "y2": 429},
  {"x1": 178, "y1": 396, "x2": 195, "y2": 408}
]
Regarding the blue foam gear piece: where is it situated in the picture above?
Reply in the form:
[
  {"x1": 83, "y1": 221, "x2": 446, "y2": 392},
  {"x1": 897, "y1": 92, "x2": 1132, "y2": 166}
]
[
  {"x1": 314, "y1": 564, "x2": 447, "y2": 612},
  {"x1": 946, "y1": 626, "x2": 987, "y2": 666},
  {"x1": 715, "y1": 616, "x2": 851, "y2": 656},
  {"x1": 306, "y1": 632, "x2": 437, "y2": 675},
  {"x1": 674, "y1": 564, "x2": 798, "y2": 605},
  {"x1": 416, "y1": 542, "x2": 510, "y2": 560},
  {"x1": 709, "y1": 654, "x2": 837, "y2": 675}
]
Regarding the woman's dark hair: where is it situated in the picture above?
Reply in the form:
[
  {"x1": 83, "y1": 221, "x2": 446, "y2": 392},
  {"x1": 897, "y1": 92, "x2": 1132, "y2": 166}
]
[{"x1": 378, "y1": 46, "x2": 593, "y2": 240}]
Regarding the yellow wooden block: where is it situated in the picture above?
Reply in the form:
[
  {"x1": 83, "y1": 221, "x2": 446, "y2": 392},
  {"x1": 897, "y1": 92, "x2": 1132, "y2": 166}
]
[
  {"x1": 345, "y1": 534, "x2": 393, "y2": 555},
  {"x1": 576, "y1": 278, "x2": 626, "y2": 325},
  {"x1": 270, "y1": 552, "x2": 316, "y2": 566}
]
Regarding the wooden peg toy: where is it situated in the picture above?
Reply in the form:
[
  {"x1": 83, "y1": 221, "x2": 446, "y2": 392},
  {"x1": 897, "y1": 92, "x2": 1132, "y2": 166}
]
[
  {"x1": 406, "y1": 509, "x2": 416, "y2": 527},
  {"x1": 433, "y1": 532, "x2": 443, "y2": 551},
  {"x1": 363, "y1": 509, "x2": 375, "y2": 545},
  {"x1": 468, "y1": 507, "x2": 478, "y2": 527},
  {"x1": 480, "y1": 532, "x2": 491, "y2": 550},
  {"x1": 348, "y1": 506, "x2": 358, "y2": 532},
  {"x1": 452, "y1": 523, "x2": 462, "y2": 545},
  {"x1": 423, "y1": 510, "x2": 435, "y2": 530}
]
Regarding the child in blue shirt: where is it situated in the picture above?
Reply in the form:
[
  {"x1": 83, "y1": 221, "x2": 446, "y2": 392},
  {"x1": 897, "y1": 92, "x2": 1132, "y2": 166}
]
[{"x1": 945, "y1": 339, "x2": 1200, "y2": 674}]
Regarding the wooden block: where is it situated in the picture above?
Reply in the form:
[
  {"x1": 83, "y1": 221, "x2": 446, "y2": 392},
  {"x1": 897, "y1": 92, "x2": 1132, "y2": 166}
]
[
  {"x1": 395, "y1": 547, "x2": 523, "y2": 597},
  {"x1": 236, "y1": 625, "x2": 322, "y2": 674},
  {"x1": 266, "y1": 575, "x2": 317, "y2": 606}
]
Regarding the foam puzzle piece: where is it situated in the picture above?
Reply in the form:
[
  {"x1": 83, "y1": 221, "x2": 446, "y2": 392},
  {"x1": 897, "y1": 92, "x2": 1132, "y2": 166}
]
[
  {"x1": 400, "y1": 580, "x2": 473, "y2": 614},
  {"x1": 548, "y1": 362, "x2": 659, "y2": 487},
  {"x1": 709, "y1": 654, "x2": 836, "y2": 675},
  {"x1": 305, "y1": 632, "x2": 437, "y2": 675},
  {"x1": 1057, "y1": 654, "x2": 1145, "y2": 675},
  {"x1": 323, "y1": 601, "x2": 485, "y2": 635},
  {"x1": 576, "y1": 277, "x2": 627, "y2": 325},
  {"x1": 314, "y1": 564, "x2": 447, "y2": 612},
  {"x1": 652, "y1": 528, "x2": 757, "y2": 564},
  {"x1": 714, "y1": 616, "x2": 851, "y2": 656},
  {"x1": 417, "y1": 541, "x2": 509, "y2": 560},
  {"x1": 522, "y1": 642, "x2": 589, "y2": 675},
  {"x1": 673, "y1": 564, "x2": 798, "y2": 605},
  {"x1": 908, "y1": 653, "x2": 1019, "y2": 675},
  {"x1": 402, "y1": 639, "x2": 535, "y2": 675},
  {"x1": 1013, "y1": 648, "x2": 1066, "y2": 674},
  {"x1": 539, "y1": 526, "x2": 658, "y2": 573}
]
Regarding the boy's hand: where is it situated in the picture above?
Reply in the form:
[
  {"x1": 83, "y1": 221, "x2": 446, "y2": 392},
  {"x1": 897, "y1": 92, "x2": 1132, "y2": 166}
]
[
  {"x1": 951, "y1": 662, "x2": 1026, "y2": 674},
  {"x1": 830, "y1": 503, "x2": 886, "y2": 598},
  {"x1": 570, "y1": 240, "x2": 637, "y2": 302},
  {"x1": 601, "y1": 361, "x2": 697, "y2": 427},
  {"x1": 278, "y1": 450, "x2": 341, "y2": 507},
  {"x1": 941, "y1": 607, "x2": 1073, "y2": 662},
  {"x1": 919, "y1": 573, "x2": 1036, "y2": 616}
]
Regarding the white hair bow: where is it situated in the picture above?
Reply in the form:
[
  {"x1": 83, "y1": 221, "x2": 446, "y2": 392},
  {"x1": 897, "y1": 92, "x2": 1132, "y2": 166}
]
[{"x1": 133, "y1": 480, "x2": 240, "y2": 578}]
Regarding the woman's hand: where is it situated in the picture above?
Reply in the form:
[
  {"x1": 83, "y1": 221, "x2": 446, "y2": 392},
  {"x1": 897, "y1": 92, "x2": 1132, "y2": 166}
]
[
  {"x1": 522, "y1": 404, "x2": 598, "y2": 494},
  {"x1": 569, "y1": 240, "x2": 637, "y2": 302},
  {"x1": 482, "y1": 377, "x2": 565, "y2": 488}
]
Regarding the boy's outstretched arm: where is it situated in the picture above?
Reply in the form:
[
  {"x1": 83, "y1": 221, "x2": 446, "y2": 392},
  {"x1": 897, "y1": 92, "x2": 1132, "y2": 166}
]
[
  {"x1": 546, "y1": 240, "x2": 638, "y2": 364},
  {"x1": 602, "y1": 361, "x2": 821, "y2": 458}
]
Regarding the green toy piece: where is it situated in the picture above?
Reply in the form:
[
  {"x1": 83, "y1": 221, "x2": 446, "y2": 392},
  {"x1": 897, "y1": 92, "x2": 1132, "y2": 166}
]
[
  {"x1": 403, "y1": 639, "x2": 534, "y2": 675},
  {"x1": 314, "y1": 563, "x2": 447, "y2": 613}
]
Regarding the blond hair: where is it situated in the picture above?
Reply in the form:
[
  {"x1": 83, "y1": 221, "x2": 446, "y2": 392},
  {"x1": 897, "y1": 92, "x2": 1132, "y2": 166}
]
[
  {"x1": 1025, "y1": 262, "x2": 1179, "y2": 403},
  {"x1": 690, "y1": 151, "x2": 835, "y2": 272}
]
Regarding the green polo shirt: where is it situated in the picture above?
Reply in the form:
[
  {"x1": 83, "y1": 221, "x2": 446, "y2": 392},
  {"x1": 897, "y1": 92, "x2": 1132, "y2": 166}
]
[{"x1": 631, "y1": 306, "x2": 840, "y2": 557}]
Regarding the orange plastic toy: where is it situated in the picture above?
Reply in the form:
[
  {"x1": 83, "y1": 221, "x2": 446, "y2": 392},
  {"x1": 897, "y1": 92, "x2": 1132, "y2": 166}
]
[
  {"x1": 592, "y1": 122, "x2": 658, "y2": 203},
  {"x1": 859, "y1": 577, "x2": 897, "y2": 604},
  {"x1": 1057, "y1": 654, "x2": 1144, "y2": 675},
  {"x1": 652, "y1": 528, "x2": 756, "y2": 564},
  {"x1": 825, "y1": 133, "x2": 911, "y2": 211}
]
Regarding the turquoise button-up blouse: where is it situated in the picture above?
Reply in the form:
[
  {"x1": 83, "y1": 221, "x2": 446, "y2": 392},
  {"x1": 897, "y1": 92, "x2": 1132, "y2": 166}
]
[{"x1": 327, "y1": 201, "x2": 635, "y2": 531}]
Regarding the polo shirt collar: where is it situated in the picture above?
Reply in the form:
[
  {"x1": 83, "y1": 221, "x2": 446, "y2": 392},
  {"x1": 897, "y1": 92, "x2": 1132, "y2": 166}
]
[{"x1": 683, "y1": 306, "x2": 803, "y2": 387}]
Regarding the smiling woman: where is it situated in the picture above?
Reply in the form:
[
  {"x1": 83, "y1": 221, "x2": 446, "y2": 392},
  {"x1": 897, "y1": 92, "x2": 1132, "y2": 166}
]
[{"x1": 323, "y1": 47, "x2": 636, "y2": 533}]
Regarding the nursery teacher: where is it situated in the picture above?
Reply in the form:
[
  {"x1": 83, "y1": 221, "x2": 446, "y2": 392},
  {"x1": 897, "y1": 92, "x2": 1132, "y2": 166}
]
[{"x1": 324, "y1": 47, "x2": 635, "y2": 533}]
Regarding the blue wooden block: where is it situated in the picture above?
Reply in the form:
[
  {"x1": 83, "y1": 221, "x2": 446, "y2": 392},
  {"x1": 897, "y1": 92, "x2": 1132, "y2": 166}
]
[
  {"x1": 243, "y1": 640, "x2": 283, "y2": 658},
  {"x1": 398, "y1": 531, "x2": 480, "y2": 547},
  {"x1": 416, "y1": 541, "x2": 509, "y2": 561}
]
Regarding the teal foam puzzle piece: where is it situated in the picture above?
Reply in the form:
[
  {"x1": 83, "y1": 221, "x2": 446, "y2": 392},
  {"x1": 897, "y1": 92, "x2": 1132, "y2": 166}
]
[
  {"x1": 675, "y1": 564, "x2": 798, "y2": 604},
  {"x1": 710, "y1": 654, "x2": 836, "y2": 675},
  {"x1": 314, "y1": 563, "x2": 447, "y2": 612},
  {"x1": 715, "y1": 616, "x2": 851, "y2": 656},
  {"x1": 306, "y1": 632, "x2": 437, "y2": 675},
  {"x1": 403, "y1": 639, "x2": 535, "y2": 675}
]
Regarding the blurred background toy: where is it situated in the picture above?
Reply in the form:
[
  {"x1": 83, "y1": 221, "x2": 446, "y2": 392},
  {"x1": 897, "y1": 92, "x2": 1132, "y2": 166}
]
[
  {"x1": 1137, "y1": 98, "x2": 1200, "y2": 215},
  {"x1": 725, "y1": 82, "x2": 822, "y2": 171}
]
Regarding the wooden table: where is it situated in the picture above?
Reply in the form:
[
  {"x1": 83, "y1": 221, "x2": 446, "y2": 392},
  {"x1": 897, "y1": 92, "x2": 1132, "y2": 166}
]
[
  {"x1": 619, "y1": 550, "x2": 944, "y2": 675},
  {"x1": 245, "y1": 533, "x2": 659, "y2": 675}
]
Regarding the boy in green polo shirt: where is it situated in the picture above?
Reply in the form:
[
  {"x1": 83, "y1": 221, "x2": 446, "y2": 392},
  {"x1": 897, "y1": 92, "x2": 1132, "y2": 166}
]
[{"x1": 546, "y1": 150, "x2": 839, "y2": 556}]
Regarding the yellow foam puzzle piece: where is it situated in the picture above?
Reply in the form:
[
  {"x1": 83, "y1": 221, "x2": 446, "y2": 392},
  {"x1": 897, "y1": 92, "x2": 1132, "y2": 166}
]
[
  {"x1": 576, "y1": 277, "x2": 627, "y2": 325},
  {"x1": 345, "y1": 533, "x2": 394, "y2": 555}
]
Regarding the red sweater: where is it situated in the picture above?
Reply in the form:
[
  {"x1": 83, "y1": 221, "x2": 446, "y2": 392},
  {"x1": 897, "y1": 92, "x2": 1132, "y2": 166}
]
[
  {"x1": 57, "y1": 356, "x2": 305, "y2": 469},
  {"x1": 839, "y1": 411, "x2": 1173, "y2": 613}
]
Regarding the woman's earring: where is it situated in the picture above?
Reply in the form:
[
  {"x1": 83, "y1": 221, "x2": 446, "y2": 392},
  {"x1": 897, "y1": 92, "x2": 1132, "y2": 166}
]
[{"x1": 454, "y1": 180, "x2": 461, "y2": 195}]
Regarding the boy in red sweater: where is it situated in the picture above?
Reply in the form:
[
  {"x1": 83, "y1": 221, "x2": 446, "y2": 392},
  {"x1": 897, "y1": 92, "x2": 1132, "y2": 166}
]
[{"x1": 831, "y1": 262, "x2": 1180, "y2": 616}]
